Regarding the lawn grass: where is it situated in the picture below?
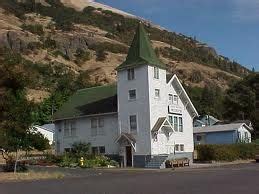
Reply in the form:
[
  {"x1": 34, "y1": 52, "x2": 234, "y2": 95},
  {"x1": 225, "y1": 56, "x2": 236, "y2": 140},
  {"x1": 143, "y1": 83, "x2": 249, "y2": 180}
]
[{"x1": 0, "y1": 171, "x2": 64, "y2": 182}]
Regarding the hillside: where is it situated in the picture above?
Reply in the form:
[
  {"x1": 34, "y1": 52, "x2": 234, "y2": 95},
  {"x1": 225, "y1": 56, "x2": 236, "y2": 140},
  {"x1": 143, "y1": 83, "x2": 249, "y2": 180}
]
[{"x1": 0, "y1": 0, "x2": 251, "y2": 103}]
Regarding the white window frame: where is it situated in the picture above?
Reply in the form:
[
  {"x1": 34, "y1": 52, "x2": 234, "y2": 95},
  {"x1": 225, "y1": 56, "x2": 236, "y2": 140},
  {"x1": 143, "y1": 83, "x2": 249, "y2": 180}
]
[
  {"x1": 128, "y1": 89, "x2": 137, "y2": 101},
  {"x1": 180, "y1": 144, "x2": 184, "y2": 152},
  {"x1": 174, "y1": 116, "x2": 178, "y2": 132},
  {"x1": 155, "y1": 89, "x2": 160, "y2": 98},
  {"x1": 91, "y1": 117, "x2": 105, "y2": 137},
  {"x1": 173, "y1": 95, "x2": 179, "y2": 105},
  {"x1": 154, "y1": 67, "x2": 159, "y2": 79},
  {"x1": 129, "y1": 115, "x2": 138, "y2": 133},
  {"x1": 175, "y1": 144, "x2": 184, "y2": 152},
  {"x1": 169, "y1": 94, "x2": 173, "y2": 104},
  {"x1": 179, "y1": 117, "x2": 183, "y2": 132},
  {"x1": 127, "y1": 68, "x2": 135, "y2": 80}
]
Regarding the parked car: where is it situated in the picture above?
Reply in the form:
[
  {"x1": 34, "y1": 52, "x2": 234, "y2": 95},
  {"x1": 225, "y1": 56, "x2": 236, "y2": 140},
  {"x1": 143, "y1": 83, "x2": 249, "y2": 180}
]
[{"x1": 256, "y1": 144, "x2": 259, "y2": 163}]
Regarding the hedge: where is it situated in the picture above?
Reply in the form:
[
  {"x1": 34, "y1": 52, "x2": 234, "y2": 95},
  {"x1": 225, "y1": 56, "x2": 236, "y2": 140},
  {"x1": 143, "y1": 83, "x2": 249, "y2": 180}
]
[{"x1": 195, "y1": 144, "x2": 256, "y2": 162}]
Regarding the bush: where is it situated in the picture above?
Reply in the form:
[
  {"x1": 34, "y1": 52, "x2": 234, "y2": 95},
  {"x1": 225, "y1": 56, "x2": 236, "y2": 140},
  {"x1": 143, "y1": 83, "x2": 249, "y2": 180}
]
[
  {"x1": 21, "y1": 24, "x2": 44, "y2": 36},
  {"x1": 3, "y1": 160, "x2": 28, "y2": 172},
  {"x1": 74, "y1": 49, "x2": 91, "y2": 64},
  {"x1": 196, "y1": 144, "x2": 256, "y2": 162},
  {"x1": 58, "y1": 153, "x2": 78, "y2": 168}
]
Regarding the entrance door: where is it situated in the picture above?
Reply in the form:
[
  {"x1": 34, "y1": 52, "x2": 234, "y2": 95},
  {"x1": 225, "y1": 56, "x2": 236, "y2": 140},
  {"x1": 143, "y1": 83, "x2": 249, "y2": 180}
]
[{"x1": 126, "y1": 146, "x2": 132, "y2": 167}]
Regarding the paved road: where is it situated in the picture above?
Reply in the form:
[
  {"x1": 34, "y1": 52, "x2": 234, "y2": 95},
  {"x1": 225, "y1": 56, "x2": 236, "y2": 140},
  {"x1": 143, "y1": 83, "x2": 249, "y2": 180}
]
[{"x1": 1, "y1": 163, "x2": 259, "y2": 194}]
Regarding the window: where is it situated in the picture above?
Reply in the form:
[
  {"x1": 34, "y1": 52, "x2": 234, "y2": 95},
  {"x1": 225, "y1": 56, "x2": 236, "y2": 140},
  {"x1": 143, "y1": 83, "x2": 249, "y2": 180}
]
[
  {"x1": 180, "y1": 144, "x2": 184, "y2": 151},
  {"x1": 70, "y1": 120, "x2": 76, "y2": 136},
  {"x1": 154, "y1": 67, "x2": 159, "y2": 79},
  {"x1": 64, "y1": 120, "x2": 70, "y2": 137},
  {"x1": 175, "y1": 144, "x2": 179, "y2": 151},
  {"x1": 179, "y1": 117, "x2": 183, "y2": 132},
  {"x1": 155, "y1": 89, "x2": 160, "y2": 98},
  {"x1": 99, "y1": 146, "x2": 105, "y2": 154},
  {"x1": 127, "y1": 68, "x2": 135, "y2": 80},
  {"x1": 173, "y1": 95, "x2": 178, "y2": 105},
  {"x1": 92, "y1": 146, "x2": 105, "y2": 155},
  {"x1": 129, "y1": 115, "x2": 137, "y2": 132},
  {"x1": 98, "y1": 118, "x2": 104, "y2": 128},
  {"x1": 175, "y1": 144, "x2": 184, "y2": 152},
  {"x1": 92, "y1": 147, "x2": 98, "y2": 155},
  {"x1": 169, "y1": 94, "x2": 173, "y2": 104},
  {"x1": 174, "y1": 116, "x2": 178, "y2": 132},
  {"x1": 91, "y1": 118, "x2": 98, "y2": 128},
  {"x1": 91, "y1": 118, "x2": 105, "y2": 136},
  {"x1": 129, "y1": 89, "x2": 136, "y2": 100},
  {"x1": 64, "y1": 148, "x2": 71, "y2": 153},
  {"x1": 169, "y1": 116, "x2": 173, "y2": 125}
]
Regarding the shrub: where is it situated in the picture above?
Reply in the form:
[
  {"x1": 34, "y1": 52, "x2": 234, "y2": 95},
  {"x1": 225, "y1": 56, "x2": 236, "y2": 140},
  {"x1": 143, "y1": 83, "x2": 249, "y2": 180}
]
[
  {"x1": 3, "y1": 160, "x2": 28, "y2": 172},
  {"x1": 21, "y1": 24, "x2": 44, "y2": 36},
  {"x1": 74, "y1": 49, "x2": 91, "y2": 64},
  {"x1": 96, "y1": 48, "x2": 107, "y2": 61},
  {"x1": 71, "y1": 142, "x2": 91, "y2": 158},
  {"x1": 196, "y1": 144, "x2": 256, "y2": 162},
  {"x1": 58, "y1": 154, "x2": 78, "y2": 168}
]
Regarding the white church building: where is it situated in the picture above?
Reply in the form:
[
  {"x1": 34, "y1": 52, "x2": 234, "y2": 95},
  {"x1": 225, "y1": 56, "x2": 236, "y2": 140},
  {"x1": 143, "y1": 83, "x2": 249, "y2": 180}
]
[{"x1": 53, "y1": 23, "x2": 198, "y2": 168}]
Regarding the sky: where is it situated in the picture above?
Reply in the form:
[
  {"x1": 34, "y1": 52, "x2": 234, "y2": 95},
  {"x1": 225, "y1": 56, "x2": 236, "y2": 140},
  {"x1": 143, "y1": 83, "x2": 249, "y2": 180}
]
[{"x1": 96, "y1": 0, "x2": 259, "y2": 71}]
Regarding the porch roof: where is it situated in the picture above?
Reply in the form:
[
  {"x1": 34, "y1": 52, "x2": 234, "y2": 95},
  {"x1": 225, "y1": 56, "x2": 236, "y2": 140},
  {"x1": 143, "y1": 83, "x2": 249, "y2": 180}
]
[{"x1": 116, "y1": 132, "x2": 136, "y2": 143}]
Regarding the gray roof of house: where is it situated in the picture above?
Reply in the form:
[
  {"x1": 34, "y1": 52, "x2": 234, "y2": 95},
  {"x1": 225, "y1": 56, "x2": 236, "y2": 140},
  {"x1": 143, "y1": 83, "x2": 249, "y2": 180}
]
[
  {"x1": 35, "y1": 123, "x2": 55, "y2": 133},
  {"x1": 193, "y1": 123, "x2": 248, "y2": 134}
]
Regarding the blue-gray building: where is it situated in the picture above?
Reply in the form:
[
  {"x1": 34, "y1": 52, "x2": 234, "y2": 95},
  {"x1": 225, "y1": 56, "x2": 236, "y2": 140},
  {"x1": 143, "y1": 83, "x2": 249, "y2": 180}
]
[{"x1": 194, "y1": 123, "x2": 252, "y2": 145}]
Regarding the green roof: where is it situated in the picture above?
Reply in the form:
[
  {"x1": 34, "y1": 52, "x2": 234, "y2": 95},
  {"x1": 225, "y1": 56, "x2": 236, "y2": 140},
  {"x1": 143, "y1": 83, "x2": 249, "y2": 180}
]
[
  {"x1": 53, "y1": 85, "x2": 117, "y2": 120},
  {"x1": 116, "y1": 23, "x2": 166, "y2": 71}
]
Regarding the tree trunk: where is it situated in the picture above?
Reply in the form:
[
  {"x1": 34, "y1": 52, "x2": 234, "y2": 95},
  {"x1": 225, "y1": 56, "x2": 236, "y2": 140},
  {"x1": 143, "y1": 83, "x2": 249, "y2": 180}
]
[{"x1": 14, "y1": 149, "x2": 18, "y2": 173}]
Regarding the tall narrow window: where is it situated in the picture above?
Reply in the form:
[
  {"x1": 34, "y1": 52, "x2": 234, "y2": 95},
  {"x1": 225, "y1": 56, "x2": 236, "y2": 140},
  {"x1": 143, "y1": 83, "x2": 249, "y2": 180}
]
[
  {"x1": 169, "y1": 116, "x2": 173, "y2": 125},
  {"x1": 169, "y1": 94, "x2": 173, "y2": 104},
  {"x1": 180, "y1": 144, "x2": 184, "y2": 151},
  {"x1": 155, "y1": 89, "x2": 160, "y2": 98},
  {"x1": 154, "y1": 67, "x2": 159, "y2": 79},
  {"x1": 129, "y1": 89, "x2": 136, "y2": 100},
  {"x1": 70, "y1": 120, "x2": 76, "y2": 136},
  {"x1": 175, "y1": 144, "x2": 179, "y2": 152},
  {"x1": 64, "y1": 120, "x2": 70, "y2": 137},
  {"x1": 129, "y1": 115, "x2": 137, "y2": 132},
  {"x1": 174, "y1": 116, "x2": 178, "y2": 132},
  {"x1": 173, "y1": 95, "x2": 179, "y2": 105},
  {"x1": 98, "y1": 118, "x2": 104, "y2": 128},
  {"x1": 91, "y1": 118, "x2": 98, "y2": 128},
  {"x1": 179, "y1": 117, "x2": 183, "y2": 132},
  {"x1": 127, "y1": 68, "x2": 135, "y2": 80}
]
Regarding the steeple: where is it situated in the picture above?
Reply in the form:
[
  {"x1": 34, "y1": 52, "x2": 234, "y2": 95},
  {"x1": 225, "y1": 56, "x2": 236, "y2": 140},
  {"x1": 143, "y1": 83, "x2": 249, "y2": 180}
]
[{"x1": 116, "y1": 23, "x2": 166, "y2": 71}]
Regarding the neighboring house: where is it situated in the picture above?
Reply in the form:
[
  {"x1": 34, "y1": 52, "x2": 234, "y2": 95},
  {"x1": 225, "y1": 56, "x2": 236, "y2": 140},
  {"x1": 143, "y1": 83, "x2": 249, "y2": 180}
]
[
  {"x1": 33, "y1": 124, "x2": 55, "y2": 145},
  {"x1": 53, "y1": 23, "x2": 198, "y2": 168},
  {"x1": 194, "y1": 115, "x2": 219, "y2": 127},
  {"x1": 194, "y1": 123, "x2": 252, "y2": 145}
]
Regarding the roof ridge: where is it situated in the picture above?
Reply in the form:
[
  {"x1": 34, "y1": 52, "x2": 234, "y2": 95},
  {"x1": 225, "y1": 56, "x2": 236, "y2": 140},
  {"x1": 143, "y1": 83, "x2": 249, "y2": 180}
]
[{"x1": 77, "y1": 84, "x2": 116, "y2": 92}]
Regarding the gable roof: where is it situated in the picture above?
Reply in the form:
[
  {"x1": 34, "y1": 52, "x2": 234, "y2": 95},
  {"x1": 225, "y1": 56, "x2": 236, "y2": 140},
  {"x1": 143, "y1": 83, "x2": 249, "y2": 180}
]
[
  {"x1": 53, "y1": 85, "x2": 117, "y2": 121},
  {"x1": 33, "y1": 124, "x2": 55, "y2": 133},
  {"x1": 151, "y1": 117, "x2": 174, "y2": 133},
  {"x1": 168, "y1": 75, "x2": 199, "y2": 118},
  {"x1": 194, "y1": 123, "x2": 250, "y2": 134},
  {"x1": 116, "y1": 23, "x2": 166, "y2": 71},
  {"x1": 152, "y1": 117, "x2": 166, "y2": 132}
]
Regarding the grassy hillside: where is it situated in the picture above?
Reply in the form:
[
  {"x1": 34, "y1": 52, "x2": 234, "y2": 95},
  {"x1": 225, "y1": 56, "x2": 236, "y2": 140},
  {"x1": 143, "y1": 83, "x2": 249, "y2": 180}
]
[{"x1": 0, "y1": 0, "x2": 255, "y2": 125}]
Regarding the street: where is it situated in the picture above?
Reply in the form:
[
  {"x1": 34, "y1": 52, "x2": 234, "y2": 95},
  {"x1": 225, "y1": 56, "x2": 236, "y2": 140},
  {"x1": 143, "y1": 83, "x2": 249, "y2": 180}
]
[{"x1": 1, "y1": 163, "x2": 259, "y2": 194}]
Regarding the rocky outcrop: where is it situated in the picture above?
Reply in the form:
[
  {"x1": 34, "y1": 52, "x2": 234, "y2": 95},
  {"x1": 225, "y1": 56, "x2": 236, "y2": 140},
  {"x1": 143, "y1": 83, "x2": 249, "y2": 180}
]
[
  {"x1": 51, "y1": 32, "x2": 98, "y2": 60},
  {"x1": 0, "y1": 30, "x2": 39, "y2": 52}
]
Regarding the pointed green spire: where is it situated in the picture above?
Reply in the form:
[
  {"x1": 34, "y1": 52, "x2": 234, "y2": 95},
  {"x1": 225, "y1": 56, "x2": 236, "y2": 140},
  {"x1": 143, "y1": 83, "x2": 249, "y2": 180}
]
[{"x1": 116, "y1": 23, "x2": 166, "y2": 71}]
